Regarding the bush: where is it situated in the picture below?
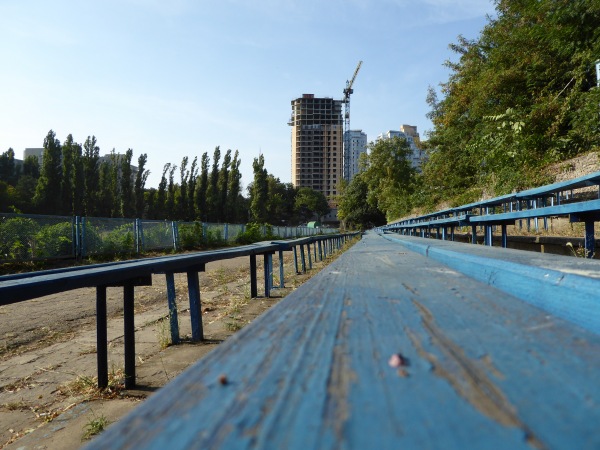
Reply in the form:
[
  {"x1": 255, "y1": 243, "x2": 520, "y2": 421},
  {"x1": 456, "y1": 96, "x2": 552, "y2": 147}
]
[
  {"x1": 235, "y1": 223, "x2": 277, "y2": 245},
  {"x1": 34, "y1": 222, "x2": 74, "y2": 258},
  {"x1": 0, "y1": 217, "x2": 39, "y2": 260},
  {"x1": 102, "y1": 224, "x2": 136, "y2": 255},
  {"x1": 178, "y1": 222, "x2": 203, "y2": 250}
]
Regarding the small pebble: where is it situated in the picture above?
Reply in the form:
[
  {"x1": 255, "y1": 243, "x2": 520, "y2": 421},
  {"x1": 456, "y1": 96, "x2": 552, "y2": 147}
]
[
  {"x1": 218, "y1": 374, "x2": 228, "y2": 385},
  {"x1": 388, "y1": 353, "x2": 408, "y2": 368}
]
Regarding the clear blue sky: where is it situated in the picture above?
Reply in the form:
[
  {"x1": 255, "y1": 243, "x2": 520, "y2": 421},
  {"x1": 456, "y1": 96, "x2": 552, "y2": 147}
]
[{"x1": 0, "y1": 0, "x2": 496, "y2": 191}]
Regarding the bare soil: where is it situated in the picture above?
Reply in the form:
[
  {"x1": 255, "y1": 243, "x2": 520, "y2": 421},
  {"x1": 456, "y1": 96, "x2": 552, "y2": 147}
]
[{"x1": 0, "y1": 247, "x2": 346, "y2": 449}]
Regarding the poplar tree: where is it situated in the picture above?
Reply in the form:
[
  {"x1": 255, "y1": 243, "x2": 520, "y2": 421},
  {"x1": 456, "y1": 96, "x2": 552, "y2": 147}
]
[
  {"x1": 196, "y1": 153, "x2": 209, "y2": 221},
  {"x1": 82, "y1": 136, "x2": 100, "y2": 216},
  {"x1": 205, "y1": 147, "x2": 221, "y2": 222},
  {"x1": 249, "y1": 154, "x2": 268, "y2": 223},
  {"x1": 120, "y1": 149, "x2": 134, "y2": 217},
  {"x1": 135, "y1": 153, "x2": 149, "y2": 218},
  {"x1": 34, "y1": 130, "x2": 63, "y2": 214}
]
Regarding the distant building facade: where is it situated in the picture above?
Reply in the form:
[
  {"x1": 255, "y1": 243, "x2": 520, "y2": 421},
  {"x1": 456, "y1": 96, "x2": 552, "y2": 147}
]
[
  {"x1": 289, "y1": 94, "x2": 343, "y2": 222},
  {"x1": 23, "y1": 148, "x2": 44, "y2": 165},
  {"x1": 345, "y1": 130, "x2": 367, "y2": 181},
  {"x1": 377, "y1": 125, "x2": 426, "y2": 171}
]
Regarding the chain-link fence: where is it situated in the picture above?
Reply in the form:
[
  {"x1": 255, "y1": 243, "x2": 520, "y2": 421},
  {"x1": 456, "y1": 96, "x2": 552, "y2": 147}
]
[
  {"x1": 80, "y1": 217, "x2": 137, "y2": 257},
  {"x1": 0, "y1": 212, "x2": 339, "y2": 263},
  {"x1": 139, "y1": 220, "x2": 177, "y2": 252},
  {"x1": 0, "y1": 213, "x2": 76, "y2": 262}
]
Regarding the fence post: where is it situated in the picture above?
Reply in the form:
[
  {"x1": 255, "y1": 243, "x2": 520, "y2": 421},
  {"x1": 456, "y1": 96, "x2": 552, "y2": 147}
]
[
  {"x1": 81, "y1": 217, "x2": 87, "y2": 258},
  {"x1": 139, "y1": 219, "x2": 145, "y2": 253},
  {"x1": 135, "y1": 219, "x2": 140, "y2": 255},
  {"x1": 74, "y1": 216, "x2": 80, "y2": 259},
  {"x1": 172, "y1": 221, "x2": 179, "y2": 252}
]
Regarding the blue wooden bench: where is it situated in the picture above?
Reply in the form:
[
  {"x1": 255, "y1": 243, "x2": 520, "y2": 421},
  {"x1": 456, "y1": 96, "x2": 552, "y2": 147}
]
[
  {"x1": 385, "y1": 170, "x2": 600, "y2": 258},
  {"x1": 0, "y1": 234, "x2": 356, "y2": 389},
  {"x1": 85, "y1": 232, "x2": 600, "y2": 449}
]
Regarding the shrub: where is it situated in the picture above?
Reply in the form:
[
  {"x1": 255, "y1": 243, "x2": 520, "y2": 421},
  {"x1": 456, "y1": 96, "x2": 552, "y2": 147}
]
[
  {"x1": 34, "y1": 222, "x2": 74, "y2": 258},
  {"x1": 0, "y1": 217, "x2": 40, "y2": 260}
]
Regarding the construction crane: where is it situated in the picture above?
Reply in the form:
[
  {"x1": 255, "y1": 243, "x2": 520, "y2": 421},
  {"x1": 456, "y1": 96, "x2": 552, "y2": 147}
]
[{"x1": 342, "y1": 60, "x2": 362, "y2": 182}]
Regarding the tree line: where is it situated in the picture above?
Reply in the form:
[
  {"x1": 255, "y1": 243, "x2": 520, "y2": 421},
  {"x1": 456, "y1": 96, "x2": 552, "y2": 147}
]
[
  {"x1": 0, "y1": 130, "x2": 329, "y2": 226},
  {"x1": 339, "y1": 0, "x2": 600, "y2": 230},
  {"x1": 423, "y1": 0, "x2": 600, "y2": 204}
]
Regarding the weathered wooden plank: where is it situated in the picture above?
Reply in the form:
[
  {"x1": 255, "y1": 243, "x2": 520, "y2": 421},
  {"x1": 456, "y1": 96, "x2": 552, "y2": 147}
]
[
  {"x1": 86, "y1": 232, "x2": 600, "y2": 449},
  {"x1": 382, "y1": 233, "x2": 600, "y2": 334}
]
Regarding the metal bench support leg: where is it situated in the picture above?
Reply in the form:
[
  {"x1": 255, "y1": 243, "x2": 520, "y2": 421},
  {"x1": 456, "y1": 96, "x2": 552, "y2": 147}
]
[
  {"x1": 293, "y1": 247, "x2": 299, "y2": 274},
  {"x1": 585, "y1": 220, "x2": 595, "y2": 259},
  {"x1": 501, "y1": 224, "x2": 508, "y2": 248},
  {"x1": 165, "y1": 272, "x2": 180, "y2": 345},
  {"x1": 250, "y1": 254, "x2": 258, "y2": 298},
  {"x1": 263, "y1": 253, "x2": 272, "y2": 297},
  {"x1": 96, "y1": 286, "x2": 108, "y2": 389},
  {"x1": 187, "y1": 270, "x2": 203, "y2": 341},
  {"x1": 278, "y1": 250, "x2": 285, "y2": 288},
  {"x1": 300, "y1": 245, "x2": 306, "y2": 273},
  {"x1": 124, "y1": 283, "x2": 136, "y2": 389}
]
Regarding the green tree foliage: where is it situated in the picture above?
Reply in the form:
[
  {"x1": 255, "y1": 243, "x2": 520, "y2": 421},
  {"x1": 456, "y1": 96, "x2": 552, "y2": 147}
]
[
  {"x1": 424, "y1": 0, "x2": 600, "y2": 199},
  {"x1": 166, "y1": 163, "x2": 177, "y2": 219},
  {"x1": 97, "y1": 159, "x2": 115, "y2": 217},
  {"x1": 337, "y1": 174, "x2": 386, "y2": 230},
  {"x1": 34, "y1": 130, "x2": 63, "y2": 214},
  {"x1": 266, "y1": 176, "x2": 296, "y2": 225},
  {"x1": 359, "y1": 137, "x2": 417, "y2": 221},
  {"x1": 82, "y1": 136, "x2": 100, "y2": 216},
  {"x1": 177, "y1": 156, "x2": 189, "y2": 220},
  {"x1": 0, "y1": 148, "x2": 18, "y2": 185},
  {"x1": 120, "y1": 149, "x2": 135, "y2": 218},
  {"x1": 155, "y1": 163, "x2": 170, "y2": 220},
  {"x1": 249, "y1": 154, "x2": 268, "y2": 223},
  {"x1": 217, "y1": 149, "x2": 232, "y2": 222},
  {"x1": 186, "y1": 156, "x2": 198, "y2": 221},
  {"x1": 196, "y1": 153, "x2": 210, "y2": 221},
  {"x1": 61, "y1": 134, "x2": 81, "y2": 215},
  {"x1": 227, "y1": 150, "x2": 243, "y2": 223},
  {"x1": 135, "y1": 153, "x2": 149, "y2": 218},
  {"x1": 206, "y1": 147, "x2": 221, "y2": 222},
  {"x1": 294, "y1": 187, "x2": 330, "y2": 223}
]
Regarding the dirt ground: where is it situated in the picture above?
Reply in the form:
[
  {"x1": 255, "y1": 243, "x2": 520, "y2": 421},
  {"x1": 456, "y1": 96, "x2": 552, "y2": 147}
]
[{"x1": 0, "y1": 247, "x2": 345, "y2": 449}]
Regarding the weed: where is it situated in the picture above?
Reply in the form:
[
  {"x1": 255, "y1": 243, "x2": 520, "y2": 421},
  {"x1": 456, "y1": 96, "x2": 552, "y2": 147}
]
[
  {"x1": 3, "y1": 401, "x2": 28, "y2": 411},
  {"x1": 566, "y1": 242, "x2": 588, "y2": 258},
  {"x1": 156, "y1": 317, "x2": 172, "y2": 349},
  {"x1": 82, "y1": 412, "x2": 110, "y2": 441},
  {"x1": 225, "y1": 320, "x2": 243, "y2": 332},
  {"x1": 60, "y1": 366, "x2": 125, "y2": 400}
]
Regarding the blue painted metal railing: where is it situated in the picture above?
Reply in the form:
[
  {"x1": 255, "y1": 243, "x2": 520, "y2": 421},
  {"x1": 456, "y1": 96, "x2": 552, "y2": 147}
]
[
  {"x1": 0, "y1": 233, "x2": 357, "y2": 390},
  {"x1": 380, "y1": 170, "x2": 600, "y2": 258}
]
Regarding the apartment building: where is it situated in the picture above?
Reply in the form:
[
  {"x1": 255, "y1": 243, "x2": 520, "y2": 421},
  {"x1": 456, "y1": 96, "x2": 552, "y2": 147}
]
[
  {"x1": 377, "y1": 125, "x2": 426, "y2": 171},
  {"x1": 345, "y1": 129, "x2": 367, "y2": 181},
  {"x1": 289, "y1": 94, "x2": 343, "y2": 200}
]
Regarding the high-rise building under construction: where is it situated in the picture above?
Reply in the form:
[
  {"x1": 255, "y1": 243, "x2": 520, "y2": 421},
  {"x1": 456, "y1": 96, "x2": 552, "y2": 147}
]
[{"x1": 289, "y1": 94, "x2": 343, "y2": 203}]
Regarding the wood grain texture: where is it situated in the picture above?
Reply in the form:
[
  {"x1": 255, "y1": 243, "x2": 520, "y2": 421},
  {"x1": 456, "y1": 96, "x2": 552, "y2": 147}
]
[{"x1": 86, "y1": 232, "x2": 600, "y2": 449}]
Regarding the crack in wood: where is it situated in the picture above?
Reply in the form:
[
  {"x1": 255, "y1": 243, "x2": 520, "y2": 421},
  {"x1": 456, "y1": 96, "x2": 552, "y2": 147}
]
[
  {"x1": 323, "y1": 309, "x2": 356, "y2": 444},
  {"x1": 408, "y1": 299, "x2": 546, "y2": 449}
]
